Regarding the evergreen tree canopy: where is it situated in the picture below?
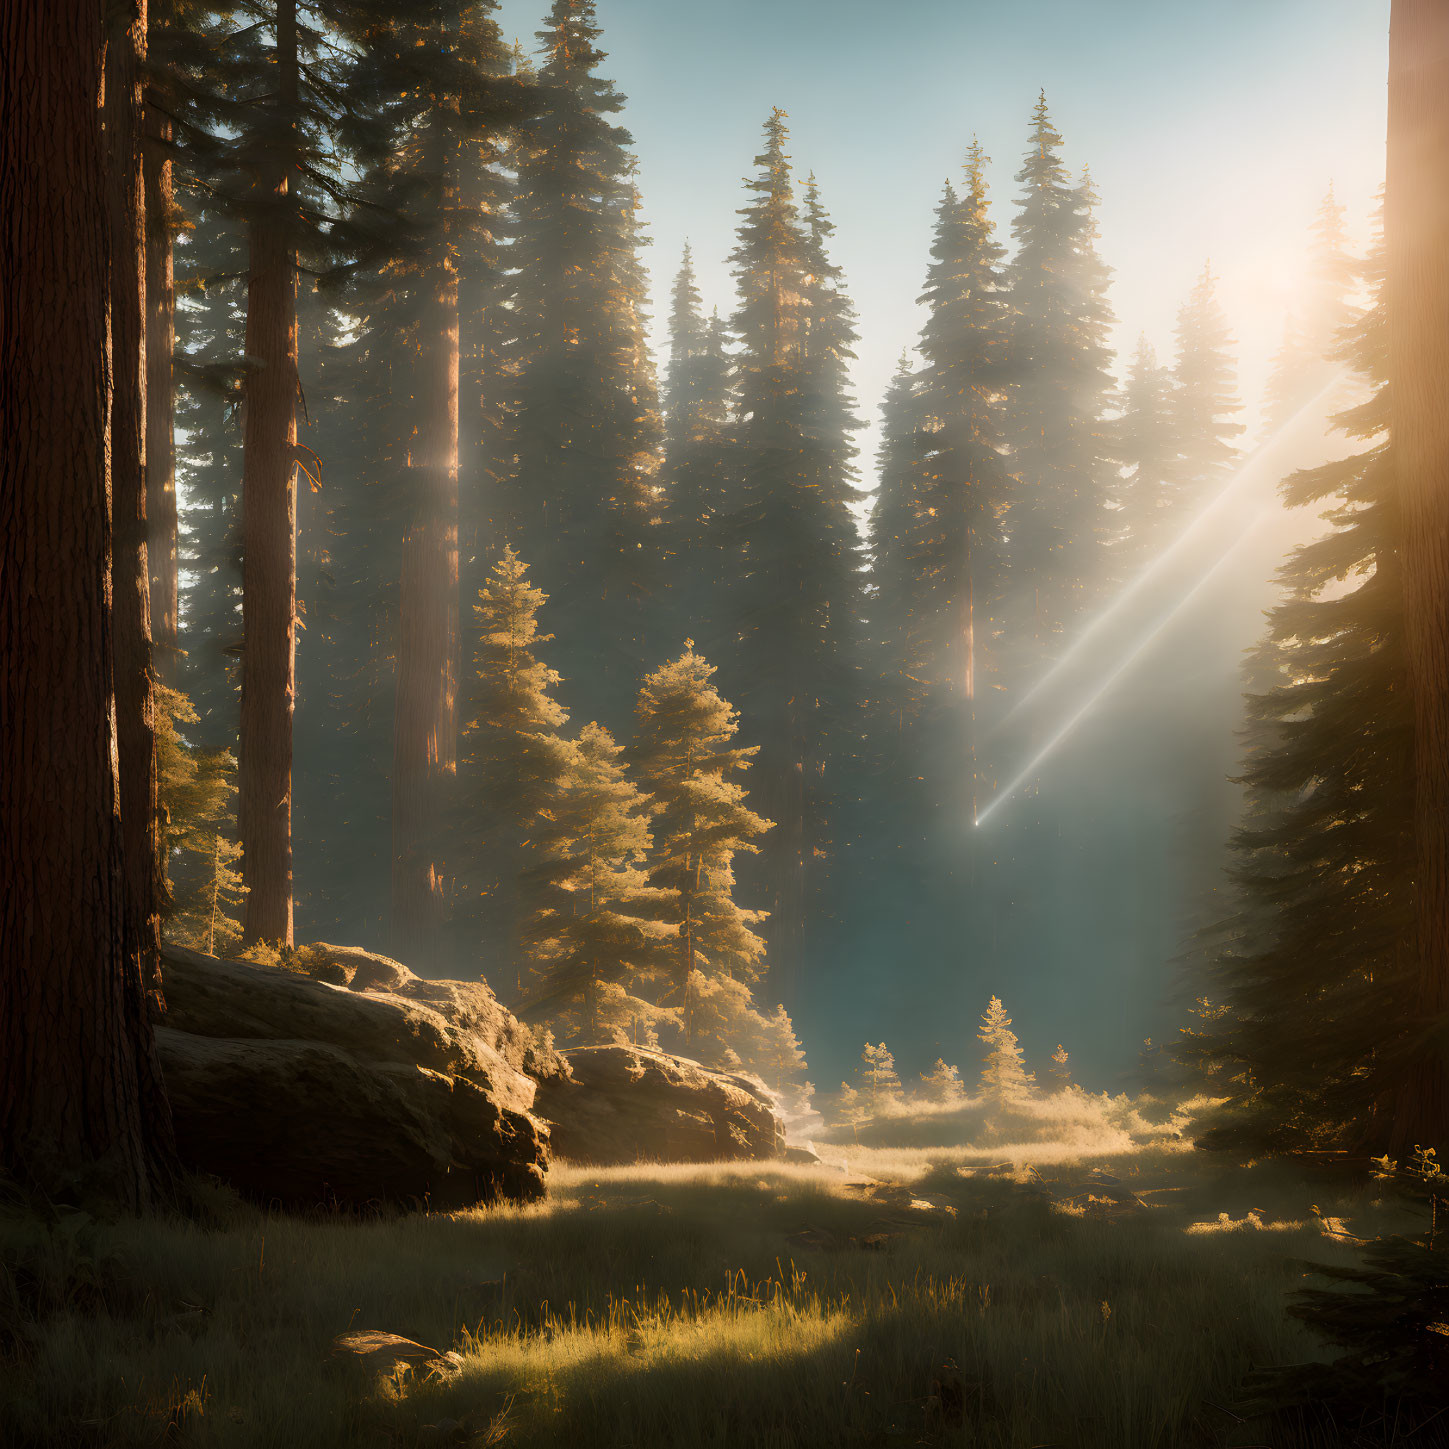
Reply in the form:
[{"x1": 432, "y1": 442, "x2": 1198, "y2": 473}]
[
  {"x1": 856, "y1": 1041, "x2": 904, "y2": 1113},
  {"x1": 500, "y1": 0, "x2": 663, "y2": 721},
  {"x1": 723, "y1": 109, "x2": 864, "y2": 992},
  {"x1": 521, "y1": 722, "x2": 678, "y2": 1044},
  {"x1": 977, "y1": 994, "x2": 1035, "y2": 1099},
  {"x1": 1171, "y1": 262, "x2": 1244, "y2": 502},
  {"x1": 919, "y1": 1057, "x2": 968, "y2": 1105},
  {"x1": 1185, "y1": 246, "x2": 1413, "y2": 1153},
  {"x1": 459, "y1": 547, "x2": 576, "y2": 970},
  {"x1": 1263, "y1": 187, "x2": 1360, "y2": 433},
  {"x1": 1048, "y1": 1043, "x2": 1072, "y2": 1090},
  {"x1": 1001, "y1": 95, "x2": 1115, "y2": 664},
  {"x1": 910, "y1": 143, "x2": 1012, "y2": 703},
  {"x1": 660, "y1": 247, "x2": 733, "y2": 649},
  {"x1": 632, "y1": 642, "x2": 771, "y2": 1040},
  {"x1": 1111, "y1": 335, "x2": 1182, "y2": 566},
  {"x1": 866, "y1": 357, "x2": 933, "y2": 740}
]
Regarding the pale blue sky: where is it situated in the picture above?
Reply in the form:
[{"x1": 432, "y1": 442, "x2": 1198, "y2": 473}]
[{"x1": 497, "y1": 0, "x2": 1390, "y2": 476}]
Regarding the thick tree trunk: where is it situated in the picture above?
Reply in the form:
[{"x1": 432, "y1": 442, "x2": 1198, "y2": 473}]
[
  {"x1": 1388, "y1": 0, "x2": 1449, "y2": 1152},
  {"x1": 391, "y1": 141, "x2": 460, "y2": 966},
  {"x1": 144, "y1": 50, "x2": 178, "y2": 685},
  {"x1": 108, "y1": 0, "x2": 166, "y2": 1020},
  {"x1": 1, "y1": 0, "x2": 172, "y2": 1208},
  {"x1": 239, "y1": 0, "x2": 299, "y2": 946}
]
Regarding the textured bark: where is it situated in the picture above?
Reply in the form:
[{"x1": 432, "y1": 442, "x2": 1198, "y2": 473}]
[
  {"x1": 239, "y1": 0, "x2": 298, "y2": 946},
  {"x1": 108, "y1": 0, "x2": 165, "y2": 1018},
  {"x1": 391, "y1": 139, "x2": 460, "y2": 965},
  {"x1": 0, "y1": 0, "x2": 172, "y2": 1207},
  {"x1": 144, "y1": 49, "x2": 178, "y2": 685},
  {"x1": 1388, "y1": 0, "x2": 1449, "y2": 1151}
]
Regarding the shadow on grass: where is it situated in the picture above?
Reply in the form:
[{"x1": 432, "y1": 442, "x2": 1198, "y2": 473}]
[{"x1": 0, "y1": 1157, "x2": 1395, "y2": 1449}]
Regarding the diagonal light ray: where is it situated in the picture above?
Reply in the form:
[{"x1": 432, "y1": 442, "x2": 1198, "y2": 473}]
[
  {"x1": 976, "y1": 514, "x2": 1264, "y2": 827},
  {"x1": 1000, "y1": 370, "x2": 1348, "y2": 727}
]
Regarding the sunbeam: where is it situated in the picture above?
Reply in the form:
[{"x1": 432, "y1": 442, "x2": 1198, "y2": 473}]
[
  {"x1": 976, "y1": 514, "x2": 1265, "y2": 827},
  {"x1": 999, "y1": 369, "x2": 1349, "y2": 726}
]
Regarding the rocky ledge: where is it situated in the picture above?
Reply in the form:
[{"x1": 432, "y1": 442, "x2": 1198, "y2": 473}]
[
  {"x1": 157, "y1": 944, "x2": 561, "y2": 1209},
  {"x1": 534, "y1": 1044, "x2": 785, "y2": 1166}
]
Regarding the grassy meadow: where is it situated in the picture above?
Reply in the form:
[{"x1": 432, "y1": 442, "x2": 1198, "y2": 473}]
[{"x1": 0, "y1": 1092, "x2": 1416, "y2": 1449}]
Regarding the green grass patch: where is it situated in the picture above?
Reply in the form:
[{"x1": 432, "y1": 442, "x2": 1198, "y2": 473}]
[{"x1": 0, "y1": 1120, "x2": 1406, "y2": 1448}]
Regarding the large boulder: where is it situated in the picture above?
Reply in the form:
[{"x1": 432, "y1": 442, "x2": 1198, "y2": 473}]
[
  {"x1": 157, "y1": 945, "x2": 557, "y2": 1208},
  {"x1": 533, "y1": 1044, "x2": 785, "y2": 1165}
]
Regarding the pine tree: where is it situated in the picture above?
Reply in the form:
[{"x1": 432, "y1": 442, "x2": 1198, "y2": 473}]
[
  {"x1": 660, "y1": 247, "x2": 733, "y2": 649},
  {"x1": 856, "y1": 1042, "x2": 904, "y2": 1114},
  {"x1": 1112, "y1": 335, "x2": 1181, "y2": 567},
  {"x1": 459, "y1": 548, "x2": 576, "y2": 978},
  {"x1": 977, "y1": 995, "x2": 1035, "y2": 1100},
  {"x1": 867, "y1": 357, "x2": 933, "y2": 741},
  {"x1": 155, "y1": 683, "x2": 243, "y2": 953},
  {"x1": 836, "y1": 1082, "x2": 868, "y2": 1138},
  {"x1": 723, "y1": 111, "x2": 864, "y2": 994},
  {"x1": 1185, "y1": 245, "x2": 1414, "y2": 1152},
  {"x1": 1001, "y1": 96, "x2": 1115, "y2": 667},
  {"x1": 1171, "y1": 263, "x2": 1243, "y2": 510},
  {"x1": 501, "y1": 0, "x2": 662, "y2": 723},
  {"x1": 521, "y1": 722, "x2": 678, "y2": 1043},
  {"x1": 751, "y1": 1003, "x2": 811, "y2": 1111},
  {"x1": 911, "y1": 144, "x2": 1011, "y2": 714},
  {"x1": 919, "y1": 1058, "x2": 968, "y2": 1105},
  {"x1": 173, "y1": 832, "x2": 247, "y2": 956},
  {"x1": 1048, "y1": 1043, "x2": 1072, "y2": 1091},
  {"x1": 632, "y1": 642, "x2": 772, "y2": 1044},
  {"x1": 1263, "y1": 188, "x2": 1359, "y2": 434},
  {"x1": 326, "y1": 0, "x2": 521, "y2": 962}
]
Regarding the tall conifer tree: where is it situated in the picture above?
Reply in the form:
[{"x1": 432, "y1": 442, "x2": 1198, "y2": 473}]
[
  {"x1": 724, "y1": 111, "x2": 863, "y2": 993},
  {"x1": 1186, "y1": 251, "x2": 1413, "y2": 1151},
  {"x1": 632, "y1": 644, "x2": 772, "y2": 1044},
  {"x1": 1111, "y1": 336, "x2": 1181, "y2": 567},
  {"x1": 1264, "y1": 188, "x2": 1360, "y2": 433},
  {"x1": 521, "y1": 722, "x2": 677, "y2": 1043},
  {"x1": 501, "y1": 0, "x2": 662, "y2": 723},
  {"x1": 907, "y1": 145, "x2": 1011, "y2": 820},
  {"x1": 661, "y1": 247, "x2": 733, "y2": 650},
  {"x1": 1001, "y1": 97, "x2": 1115, "y2": 670},
  {"x1": 1171, "y1": 263, "x2": 1243, "y2": 508},
  {"x1": 459, "y1": 548, "x2": 576, "y2": 979},
  {"x1": 867, "y1": 357, "x2": 933, "y2": 744}
]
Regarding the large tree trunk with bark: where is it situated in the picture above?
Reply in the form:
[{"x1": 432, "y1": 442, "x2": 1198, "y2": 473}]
[
  {"x1": 239, "y1": 0, "x2": 299, "y2": 946},
  {"x1": 108, "y1": 0, "x2": 166, "y2": 1018},
  {"x1": 391, "y1": 128, "x2": 460, "y2": 966},
  {"x1": 0, "y1": 0, "x2": 173, "y2": 1208},
  {"x1": 1388, "y1": 0, "x2": 1449, "y2": 1152},
  {"x1": 144, "y1": 13, "x2": 178, "y2": 687}
]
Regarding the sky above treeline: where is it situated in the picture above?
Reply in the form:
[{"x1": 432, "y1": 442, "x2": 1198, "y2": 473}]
[{"x1": 495, "y1": 0, "x2": 1390, "y2": 466}]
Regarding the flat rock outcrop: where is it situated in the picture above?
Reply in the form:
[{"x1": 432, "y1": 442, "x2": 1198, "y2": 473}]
[
  {"x1": 157, "y1": 945, "x2": 554, "y2": 1208},
  {"x1": 533, "y1": 1044, "x2": 785, "y2": 1165}
]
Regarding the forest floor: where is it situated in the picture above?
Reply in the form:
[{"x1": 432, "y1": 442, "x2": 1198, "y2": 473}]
[{"x1": 0, "y1": 1093, "x2": 1420, "y2": 1449}]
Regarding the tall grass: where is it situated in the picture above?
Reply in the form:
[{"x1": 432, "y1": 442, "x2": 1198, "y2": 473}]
[{"x1": 0, "y1": 1106, "x2": 1399, "y2": 1448}]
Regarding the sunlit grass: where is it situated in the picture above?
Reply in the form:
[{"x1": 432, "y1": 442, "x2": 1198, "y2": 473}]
[{"x1": 0, "y1": 1107, "x2": 1409, "y2": 1449}]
